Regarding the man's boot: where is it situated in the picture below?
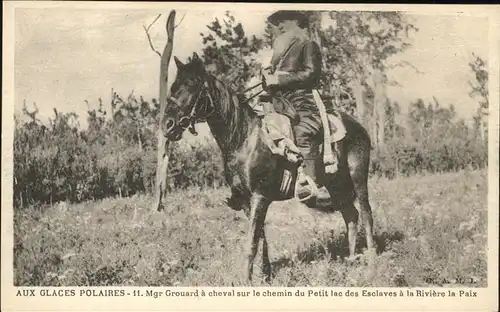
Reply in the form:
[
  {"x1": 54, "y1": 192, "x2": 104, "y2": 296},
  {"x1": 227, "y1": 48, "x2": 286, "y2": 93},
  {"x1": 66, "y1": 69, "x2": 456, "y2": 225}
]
[{"x1": 295, "y1": 149, "x2": 321, "y2": 206}]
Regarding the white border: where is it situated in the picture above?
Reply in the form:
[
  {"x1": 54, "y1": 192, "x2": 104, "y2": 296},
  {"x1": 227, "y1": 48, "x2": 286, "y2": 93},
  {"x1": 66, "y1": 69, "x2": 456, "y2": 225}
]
[{"x1": 2, "y1": 2, "x2": 499, "y2": 311}]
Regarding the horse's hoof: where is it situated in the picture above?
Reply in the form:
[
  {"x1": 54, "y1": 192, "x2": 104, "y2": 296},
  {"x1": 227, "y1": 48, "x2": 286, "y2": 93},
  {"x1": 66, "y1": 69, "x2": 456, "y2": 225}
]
[
  {"x1": 262, "y1": 265, "x2": 272, "y2": 283},
  {"x1": 301, "y1": 195, "x2": 332, "y2": 211},
  {"x1": 243, "y1": 273, "x2": 253, "y2": 285},
  {"x1": 225, "y1": 197, "x2": 242, "y2": 211}
]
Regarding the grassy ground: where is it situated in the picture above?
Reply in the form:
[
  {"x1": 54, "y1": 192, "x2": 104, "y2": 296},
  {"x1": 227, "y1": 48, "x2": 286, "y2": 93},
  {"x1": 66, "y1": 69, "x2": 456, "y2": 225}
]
[{"x1": 14, "y1": 170, "x2": 488, "y2": 287}]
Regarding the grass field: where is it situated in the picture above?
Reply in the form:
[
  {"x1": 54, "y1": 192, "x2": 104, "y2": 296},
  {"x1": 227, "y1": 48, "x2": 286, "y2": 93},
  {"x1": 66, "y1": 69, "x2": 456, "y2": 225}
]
[{"x1": 14, "y1": 170, "x2": 488, "y2": 287}]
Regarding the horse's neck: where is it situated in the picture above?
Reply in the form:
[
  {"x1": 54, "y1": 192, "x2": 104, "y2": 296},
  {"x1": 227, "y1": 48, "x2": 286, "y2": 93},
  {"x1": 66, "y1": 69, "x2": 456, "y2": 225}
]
[{"x1": 205, "y1": 77, "x2": 258, "y2": 155}]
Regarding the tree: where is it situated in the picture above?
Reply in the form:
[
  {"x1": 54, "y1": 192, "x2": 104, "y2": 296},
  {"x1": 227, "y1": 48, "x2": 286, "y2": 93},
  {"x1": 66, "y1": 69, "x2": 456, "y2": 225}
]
[
  {"x1": 200, "y1": 11, "x2": 265, "y2": 93},
  {"x1": 468, "y1": 53, "x2": 488, "y2": 142},
  {"x1": 384, "y1": 100, "x2": 403, "y2": 141},
  {"x1": 143, "y1": 11, "x2": 178, "y2": 212},
  {"x1": 318, "y1": 11, "x2": 418, "y2": 149},
  {"x1": 84, "y1": 97, "x2": 107, "y2": 146}
]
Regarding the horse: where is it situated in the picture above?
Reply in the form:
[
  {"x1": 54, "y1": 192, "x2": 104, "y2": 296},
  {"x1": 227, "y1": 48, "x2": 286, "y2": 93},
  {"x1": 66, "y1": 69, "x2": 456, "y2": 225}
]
[{"x1": 164, "y1": 52, "x2": 375, "y2": 283}]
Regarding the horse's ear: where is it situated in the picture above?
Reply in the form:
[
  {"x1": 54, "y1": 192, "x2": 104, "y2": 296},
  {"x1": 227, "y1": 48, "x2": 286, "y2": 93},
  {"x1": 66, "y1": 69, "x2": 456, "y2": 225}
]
[
  {"x1": 174, "y1": 56, "x2": 184, "y2": 69},
  {"x1": 191, "y1": 53, "x2": 204, "y2": 72}
]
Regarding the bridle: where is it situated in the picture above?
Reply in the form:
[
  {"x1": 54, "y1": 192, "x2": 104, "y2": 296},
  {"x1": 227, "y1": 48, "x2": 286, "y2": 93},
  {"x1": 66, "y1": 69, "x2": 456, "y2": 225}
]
[
  {"x1": 167, "y1": 80, "x2": 215, "y2": 136},
  {"x1": 166, "y1": 76, "x2": 265, "y2": 135}
]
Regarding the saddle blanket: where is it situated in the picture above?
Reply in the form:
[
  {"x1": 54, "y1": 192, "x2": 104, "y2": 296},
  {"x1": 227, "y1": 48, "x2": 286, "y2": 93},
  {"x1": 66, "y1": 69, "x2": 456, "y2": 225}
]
[
  {"x1": 260, "y1": 110, "x2": 346, "y2": 142},
  {"x1": 259, "y1": 111, "x2": 346, "y2": 161}
]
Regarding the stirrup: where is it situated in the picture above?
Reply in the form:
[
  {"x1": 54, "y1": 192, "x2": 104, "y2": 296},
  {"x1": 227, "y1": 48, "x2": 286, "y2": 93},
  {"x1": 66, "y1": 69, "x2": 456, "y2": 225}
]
[{"x1": 294, "y1": 167, "x2": 319, "y2": 202}]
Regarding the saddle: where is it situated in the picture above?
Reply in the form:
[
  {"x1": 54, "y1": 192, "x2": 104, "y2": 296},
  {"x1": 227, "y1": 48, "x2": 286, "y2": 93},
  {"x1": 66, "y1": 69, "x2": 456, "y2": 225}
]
[
  {"x1": 257, "y1": 100, "x2": 346, "y2": 159},
  {"x1": 256, "y1": 94, "x2": 347, "y2": 199}
]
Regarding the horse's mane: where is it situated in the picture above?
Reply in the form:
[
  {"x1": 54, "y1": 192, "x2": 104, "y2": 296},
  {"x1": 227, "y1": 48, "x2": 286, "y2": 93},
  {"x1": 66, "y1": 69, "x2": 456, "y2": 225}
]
[{"x1": 203, "y1": 73, "x2": 259, "y2": 150}]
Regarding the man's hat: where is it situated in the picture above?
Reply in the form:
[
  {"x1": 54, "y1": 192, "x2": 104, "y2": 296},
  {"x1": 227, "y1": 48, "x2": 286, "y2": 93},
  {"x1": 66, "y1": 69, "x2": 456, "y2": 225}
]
[{"x1": 267, "y1": 10, "x2": 309, "y2": 28}]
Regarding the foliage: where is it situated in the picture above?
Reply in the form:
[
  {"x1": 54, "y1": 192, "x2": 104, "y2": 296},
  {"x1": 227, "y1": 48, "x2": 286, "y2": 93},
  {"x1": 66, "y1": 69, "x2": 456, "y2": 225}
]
[
  {"x1": 13, "y1": 11, "x2": 487, "y2": 207},
  {"x1": 199, "y1": 11, "x2": 265, "y2": 93},
  {"x1": 14, "y1": 171, "x2": 487, "y2": 286},
  {"x1": 13, "y1": 95, "x2": 225, "y2": 208},
  {"x1": 468, "y1": 53, "x2": 488, "y2": 143},
  {"x1": 14, "y1": 92, "x2": 487, "y2": 207},
  {"x1": 468, "y1": 53, "x2": 488, "y2": 115},
  {"x1": 370, "y1": 98, "x2": 486, "y2": 178},
  {"x1": 318, "y1": 11, "x2": 417, "y2": 100}
]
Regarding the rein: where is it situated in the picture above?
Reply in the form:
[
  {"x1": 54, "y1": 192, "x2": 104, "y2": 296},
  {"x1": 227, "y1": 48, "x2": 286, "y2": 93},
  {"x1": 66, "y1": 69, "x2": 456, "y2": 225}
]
[
  {"x1": 241, "y1": 82, "x2": 262, "y2": 94},
  {"x1": 239, "y1": 80, "x2": 266, "y2": 106},
  {"x1": 241, "y1": 89, "x2": 265, "y2": 106},
  {"x1": 238, "y1": 65, "x2": 273, "y2": 106}
]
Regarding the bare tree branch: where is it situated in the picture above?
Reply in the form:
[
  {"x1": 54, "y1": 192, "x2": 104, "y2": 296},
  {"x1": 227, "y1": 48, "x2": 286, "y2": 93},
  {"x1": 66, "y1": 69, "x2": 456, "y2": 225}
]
[
  {"x1": 143, "y1": 14, "x2": 162, "y2": 58},
  {"x1": 145, "y1": 14, "x2": 162, "y2": 33},
  {"x1": 174, "y1": 12, "x2": 186, "y2": 28},
  {"x1": 386, "y1": 60, "x2": 424, "y2": 75}
]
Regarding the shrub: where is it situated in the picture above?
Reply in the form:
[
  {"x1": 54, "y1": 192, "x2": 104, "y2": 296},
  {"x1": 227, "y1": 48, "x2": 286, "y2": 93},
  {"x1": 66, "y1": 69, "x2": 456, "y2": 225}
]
[{"x1": 13, "y1": 94, "x2": 487, "y2": 207}]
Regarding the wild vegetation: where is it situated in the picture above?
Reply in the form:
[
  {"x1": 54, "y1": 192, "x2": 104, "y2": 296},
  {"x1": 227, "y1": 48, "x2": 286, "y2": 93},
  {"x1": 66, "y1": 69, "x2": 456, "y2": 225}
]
[
  {"x1": 14, "y1": 170, "x2": 487, "y2": 286},
  {"x1": 13, "y1": 11, "x2": 489, "y2": 286},
  {"x1": 13, "y1": 89, "x2": 487, "y2": 207},
  {"x1": 14, "y1": 11, "x2": 488, "y2": 207}
]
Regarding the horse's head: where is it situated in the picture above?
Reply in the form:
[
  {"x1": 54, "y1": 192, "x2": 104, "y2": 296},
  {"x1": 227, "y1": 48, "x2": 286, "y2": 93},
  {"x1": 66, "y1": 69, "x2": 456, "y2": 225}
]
[{"x1": 164, "y1": 52, "x2": 214, "y2": 141}]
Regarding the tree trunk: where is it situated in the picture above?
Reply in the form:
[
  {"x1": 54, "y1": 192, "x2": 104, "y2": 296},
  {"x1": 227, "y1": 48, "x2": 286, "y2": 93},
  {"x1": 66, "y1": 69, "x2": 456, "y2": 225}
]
[
  {"x1": 353, "y1": 76, "x2": 365, "y2": 126},
  {"x1": 153, "y1": 137, "x2": 171, "y2": 211},
  {"x1": 481, "y1": 118, "x2": 487, "y2": 143},
  {"x1": 371, "y1": 97, "x2": 378, "y2": 148},
  {"x1": 137, "y1": 122, "x2": 143, "y2": 152},
  {"x1": 373, "y1": 69, "x2": 386, "y2": 147},
  {"x1": 152, "y1": 11, "x2": 177, "y2": 212},
  {"x1": 137, "y1": 119, "x2": 147, "y2": 193}
]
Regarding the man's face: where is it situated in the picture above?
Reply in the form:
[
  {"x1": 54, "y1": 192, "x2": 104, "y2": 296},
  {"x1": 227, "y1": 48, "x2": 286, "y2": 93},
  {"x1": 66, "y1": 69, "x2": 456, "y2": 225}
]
[
  {"x1": 276, "y1": 19, "x2": 298, "y2": 33},
  {"x1": 270, "y1": 23, "x2": 282, "y2": 37}
]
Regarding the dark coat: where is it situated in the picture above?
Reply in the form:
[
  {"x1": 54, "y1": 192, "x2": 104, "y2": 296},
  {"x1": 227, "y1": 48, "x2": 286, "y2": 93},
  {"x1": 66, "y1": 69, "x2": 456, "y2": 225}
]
[{"x1": 265, "y1": 36, "x2": 322, "y2": 126}]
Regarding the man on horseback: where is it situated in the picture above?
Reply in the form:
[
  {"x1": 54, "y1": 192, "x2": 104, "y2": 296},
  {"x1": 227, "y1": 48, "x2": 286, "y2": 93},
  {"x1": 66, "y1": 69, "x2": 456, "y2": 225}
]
[{"x1": 260, "y1": 10, "x2": 344, "y2": 204}]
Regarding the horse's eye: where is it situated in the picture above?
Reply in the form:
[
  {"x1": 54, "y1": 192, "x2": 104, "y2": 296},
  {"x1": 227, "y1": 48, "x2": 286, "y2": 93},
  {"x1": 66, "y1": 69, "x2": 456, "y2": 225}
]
[{"x1": 186, "y1": 80, "x2": 198, "y2": 89}]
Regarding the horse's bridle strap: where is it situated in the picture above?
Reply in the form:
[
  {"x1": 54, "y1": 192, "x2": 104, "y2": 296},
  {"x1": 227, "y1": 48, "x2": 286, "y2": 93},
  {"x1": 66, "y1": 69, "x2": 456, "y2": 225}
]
[{"x1": 172, "y1": 81, "x2": 215, "y2": 131}]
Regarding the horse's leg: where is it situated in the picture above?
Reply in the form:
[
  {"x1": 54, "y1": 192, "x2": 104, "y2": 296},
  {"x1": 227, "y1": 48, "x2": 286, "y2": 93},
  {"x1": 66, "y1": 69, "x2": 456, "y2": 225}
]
[
  {"x1": 341, "y1": 202, "x2": 359, "y2": 259},
  {"x1": 244, "y1": 193, "x2": 271, "y2": 282},
  {"x1": 352, "y1": 173, "x2": 375, "y2": 252},
  {"x1": 325, "y1": 177, "x2": 359, "y2": 260},
  {"x1": 348, "y1": 145, "x2": 375, "y2": 253},
  {"x1": 261, "y1": 228, "x2": 271, "y2": 282}
]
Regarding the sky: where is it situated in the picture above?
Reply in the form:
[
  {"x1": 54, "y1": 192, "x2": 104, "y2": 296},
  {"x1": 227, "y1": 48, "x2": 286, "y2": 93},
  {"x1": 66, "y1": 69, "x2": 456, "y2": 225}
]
[{"x1": 14, "y1": 7, "x2": 490, "y2": 132}]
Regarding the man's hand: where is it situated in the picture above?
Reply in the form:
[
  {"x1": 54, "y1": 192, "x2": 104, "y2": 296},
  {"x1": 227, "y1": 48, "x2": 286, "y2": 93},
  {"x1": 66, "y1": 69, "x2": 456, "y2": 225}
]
[
  {"x1": 263, "y1": 71, "x2": 279, "y2": 87},
  {"x1": 266, "y1": 74, "x2": 279, "y2": 87}
]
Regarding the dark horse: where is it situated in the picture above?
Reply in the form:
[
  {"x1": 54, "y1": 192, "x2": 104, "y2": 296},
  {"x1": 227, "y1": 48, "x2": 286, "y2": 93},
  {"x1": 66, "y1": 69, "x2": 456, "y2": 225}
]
[{"x1": 164, "y1": 53, "x2": 375, "y2": 282}]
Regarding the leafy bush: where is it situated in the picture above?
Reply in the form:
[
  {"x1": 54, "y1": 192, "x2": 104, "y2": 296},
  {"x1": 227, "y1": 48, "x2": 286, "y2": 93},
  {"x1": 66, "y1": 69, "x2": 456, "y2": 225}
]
[
  {"x1": 13, "y1": 12, "x2": 487, "y2": 207},
  {"x1": 14, "y1": 91, "x2": 487, "y2": 208}
]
